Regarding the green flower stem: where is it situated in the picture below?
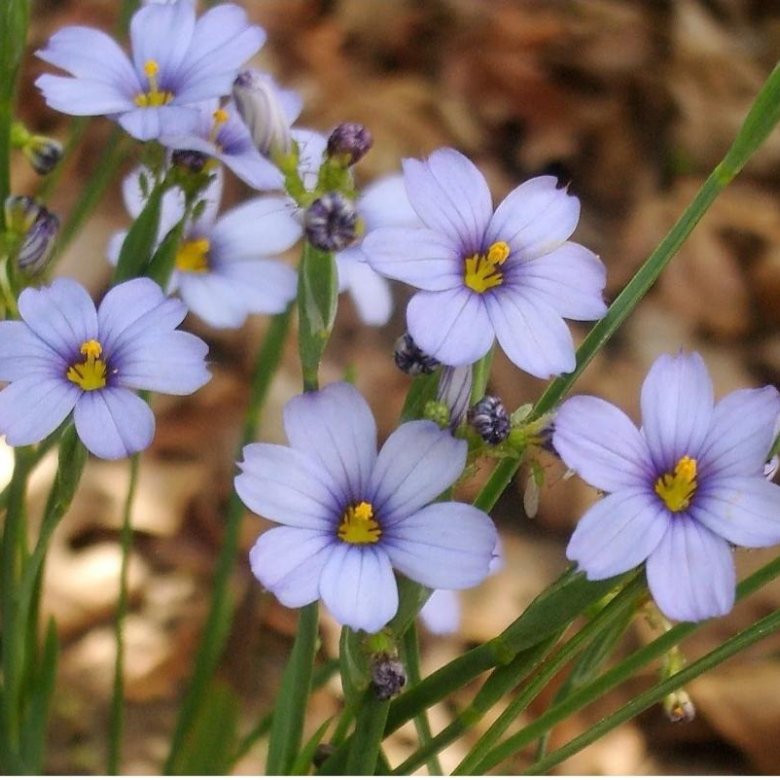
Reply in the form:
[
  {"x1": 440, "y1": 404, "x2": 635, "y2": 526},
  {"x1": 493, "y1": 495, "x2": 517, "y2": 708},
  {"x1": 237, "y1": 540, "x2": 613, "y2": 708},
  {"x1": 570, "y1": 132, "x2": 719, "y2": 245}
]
[
  {"x1": 467, "y1": 553, "x2": 780, "y2": 774},
  {"x1": 343, "y1": 691, "x2": 391, "y2": 775},
  {"x1": 108, "y1": 452, "x2": 141, "y2": 774},
  {"x1": 56, "y1": 127, "x2": 128, "y2": 257},
  {"x1": 228, "y1": 659, "x2": 338, "y2": 769},
  {"x1": 453, "y1": 576, "x2": 646, "y2": 775},
  {"x1": 525, "y1": 606, "x2": 780, "y2": 775},
  {"x1": 0, "y1": 0, "x2": 29, "y2": 229},
  {"x1": 401, "y1": 623, "x2": 443, "y2": 776},
  {"x1": 475, "y1": 57, "x2": 780, "y2": 515},
  {"x1": 395, "y1": 635, "x2": 559, "y2": 775},
  {"x1": 470, "y1": 346, "x2": 494, "y2": 404},
  {"x1": 265, "y1": 603, "x2": 320, "y2": 774},
  {"x1": 164, "y1": 305, "x2": 294, "y2": 773},
  {"x1": 1, "y1": 447, "x2": 33, "y2": 762}
]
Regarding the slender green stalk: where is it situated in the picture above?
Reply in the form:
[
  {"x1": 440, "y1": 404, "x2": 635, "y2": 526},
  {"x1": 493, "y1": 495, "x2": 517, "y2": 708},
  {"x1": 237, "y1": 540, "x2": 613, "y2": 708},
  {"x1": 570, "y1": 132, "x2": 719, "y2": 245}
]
[
  {"x1": 108, "y1": 453, "x2": 141, "y2": 774},
  {"x1": 56, "y1": 127, "x2": 127, "y2": 256},
  {"x1": 453, "y1": 577, "x2": 646, "y2": 775},
  {"x1": 525, "y1": 606, "x2": 780, "y2": 775},
  {"x1": 1, "y1": 447, "x2": 32, "y2": 761},
  {"x1": 344, "y1": 692, "x2": 390, "y2": 775},
  {"x1": 401, "y1": 624, "x2": 443, "y2": 776},
  {"x1": 164, "y1": 306, "x2": 294, "y2": 773},
  {"x1": 470, "y1": 347, "x2": 494, "y2": 404},
  {"x1": 466, "y1": 554, "x2": 780, "y2": 774},
  {"x1": 265, "y1": 603, "x2": 320, "y2": 774}
]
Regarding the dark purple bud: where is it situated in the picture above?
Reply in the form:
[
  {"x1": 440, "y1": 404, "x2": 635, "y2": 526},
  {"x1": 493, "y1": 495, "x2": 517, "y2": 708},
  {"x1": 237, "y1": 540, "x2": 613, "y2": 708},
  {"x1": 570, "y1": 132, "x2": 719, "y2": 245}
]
[
  {"x1": 326, "y1": 122, "x2": 373, "y2": 166},
  {"x1": 371, "y1": 654, "x2": 406, "y2": 701},
  {"x1": 171, "y1": 148, "x2": 209, "y2": 173},
  {"x1": 25, "y1": 135, "x2": 63, "y2": 175},
  {"x1": 4, "y1": 195, "x2": 59, "y2": 277},
  {"x1": 304, "y1": 192, "x2": 358, "y2": 251},
  {"x1": 393, "y1": 332, "x2": 440, "y2": 375},
  {"x1": 469, "y1": 395, "x2": 511, "y2": 445}
]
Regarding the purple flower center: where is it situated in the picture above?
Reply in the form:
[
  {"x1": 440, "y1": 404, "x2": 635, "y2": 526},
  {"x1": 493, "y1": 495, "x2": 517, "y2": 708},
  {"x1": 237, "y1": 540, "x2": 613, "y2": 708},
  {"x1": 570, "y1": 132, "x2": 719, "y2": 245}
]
[
  {"x1": 134, "y1": 60, "x2": 173, "y2": 108},
  {"x1": 66, "y1": 339, "x2": 107, "y2": 391},
  {"x1": 463, "y1": 240, "x2": 510, "y2": 293},
  {"x1": 337, "y1": 501, "x2": 382, "y2": 545},
  {"x1": 654, "y1": 454, "x2": 698, "y2": 513}
]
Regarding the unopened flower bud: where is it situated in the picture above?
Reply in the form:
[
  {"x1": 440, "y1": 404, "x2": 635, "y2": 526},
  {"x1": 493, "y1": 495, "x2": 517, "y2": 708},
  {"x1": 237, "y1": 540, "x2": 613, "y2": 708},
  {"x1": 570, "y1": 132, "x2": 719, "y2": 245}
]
[
  {"x1": 25, "y1": 135, "x2": 63, "y2": 175},
  {"x1": 469, "y1": 395, "x2": 510, "y2": 445},
  {"x1": 326, "y1": 122, "x2": 373, "y2": 166},
  {"x1": 371, "y1": 654, "x2": 406, "y2": 701},
  {"x1": 393, "y1": 332, "x2": 439, "y2": 375},
  {"x1": 663, "y1": 690, "x2": 696, "y2": 723},
  {"x1": 4, "y1": 195, "x2": 59, "y2": 277},
  {"x1": 171, "y1": 148, "x2": 209, "y2": 173},
  {"x1": 232, "y1": 69, "x2": 295, "y2": 157},
  {"x1": 438, "y1": 364, "x2": 473, "y2": 430},
  {"x1": 304, "y1": 192, "x2": 358, "y2": 251}
]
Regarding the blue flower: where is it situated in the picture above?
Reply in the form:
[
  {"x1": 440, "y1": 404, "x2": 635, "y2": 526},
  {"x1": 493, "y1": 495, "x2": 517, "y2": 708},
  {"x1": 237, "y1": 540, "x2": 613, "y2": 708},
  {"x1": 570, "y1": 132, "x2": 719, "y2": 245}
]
[
  {"x1": 553, "y1": 352, "x2": 780, "y2": 622},
  {"x1": 35, "y1": 0, "x2": 265, "y2": 141},
  {"x1": 235, "y1": 382, "x2": 498, "y2": 633},
  {"x1": 0, "y1": 278, "x2": 210, "y2": 459},
  {"x1": 363, "y1": 148, "x2": 607, "y2": 376},
  {"x1": 109, "y1": 167, "x2": 300, "y2": 328}
]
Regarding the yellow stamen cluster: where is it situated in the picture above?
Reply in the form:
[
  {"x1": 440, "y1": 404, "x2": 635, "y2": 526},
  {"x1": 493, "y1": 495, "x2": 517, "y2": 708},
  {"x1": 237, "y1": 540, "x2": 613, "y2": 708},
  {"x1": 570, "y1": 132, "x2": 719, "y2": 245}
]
[
  {"x1": 654, "y1": 455, "x2": 698, "y2": 513},
  {"x1": 175, "y1": 238, "x2": 211, "y2": 273},
  {"x1": 209, "y1": 108, "x2": 229, "y2": 144},
  {"x1": 338, "y1": 501, "x2": 382, "y2": 545},
  {"x1": 66, "y1": 339, "x2": 107, "y2": 391},
  {"x1": 134, "y1": 59, "x2": 173, "y2": 108},
  {"x1": 463, "y1": 241, "x2": 511, "y2": 293}
]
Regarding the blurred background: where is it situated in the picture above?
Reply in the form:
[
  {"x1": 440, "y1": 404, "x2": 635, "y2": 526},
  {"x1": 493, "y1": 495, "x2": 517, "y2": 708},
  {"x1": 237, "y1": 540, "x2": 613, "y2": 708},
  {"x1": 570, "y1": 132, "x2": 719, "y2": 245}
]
[{"x1": 10, "y1": 0, "x2": 780, "y2": 773}]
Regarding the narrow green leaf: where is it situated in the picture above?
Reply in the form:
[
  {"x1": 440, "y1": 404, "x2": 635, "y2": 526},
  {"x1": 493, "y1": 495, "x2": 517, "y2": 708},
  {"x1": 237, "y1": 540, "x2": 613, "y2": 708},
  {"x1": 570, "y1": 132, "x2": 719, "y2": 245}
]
[
  {"x1": 290, "y1": 717, "x2": 333, "y2": 776},
  {"x1": 113, "y1": 183, "x2": 164, "y2": 283},
  {"x1": 145, "y1": 219, "x2": 184, "y2": 287},
  {"x1": 344, "y1": 691, "x2": 390, "y2": 775},
  {"x1": 339, "y1": 627, "x2": 370, "y2": 705},
  {"x1": 266, "y1": 602, "x2": 320, "y2": 774},
  {"x1": 297, "y1": 243, "x2": 338, "y2": 391},
  {"x1": 19, "y1": 618, "x2": 58, "y2": 773},
  {"x1": 173, "y1": 681, "x2": 240, "y2": 775},
  {"x1": 399, "y1": 371, "x2": 440, "y2": 423}
]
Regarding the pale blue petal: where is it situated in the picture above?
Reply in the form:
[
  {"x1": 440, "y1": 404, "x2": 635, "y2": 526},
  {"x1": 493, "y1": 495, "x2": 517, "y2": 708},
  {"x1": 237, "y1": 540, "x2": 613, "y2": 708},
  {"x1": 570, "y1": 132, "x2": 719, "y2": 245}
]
[
  {"x1": 336, "y1": 250, "x2": 394, "y2": 326},
  {"x1": 369, "y1": 421, "x2": 467, "y2": 523},
  {"x1": 383, "y1": 502, "x2": 497, "y2": 589},
  {"x1": 0, "y1": 321, "x2": 63, "y2": 381},
  {"x1": 18, "y1": 279, "x2": 98, "y2": 359},
  {"x1": 566, "y1": 490, "x2": 669, "y2": 579},
  {"x1": 249, "y1": 527, "x2": 333, "y2": 608},
  {"x1": 486, "y1": 176, "x2": 580, "y2": 261},
  {"x1": 114, "y1": 331, "x2": 210, "y2": 394},
  {"x1": 73, "y1": 387, "x2": 155, "y2": 459},
  {"x1": 218, "y1": 260, "x2": 298, "y2": 315},
  {"x1": 485, "y1": 289, "x2": 575, "y2": 378},
  {"x1": 510, "y1": 242, "x2": 607, "y2": 320},
  {"x1": 692, "y1": 477, "x2": 780, "y2": 547},
  {"x1": 118, "y1": 107, "x2": 165, "y2": 141},
  {"x1": 37, "y1": 26, "x2": 140, "y2": 89},
  {"x1": 319, "y1": 544, "x2": 398, "y2": 633},
  {"x1": 553, "y1": 396, "x2": 654, "y2": 493},
  {"x1": 362, "y1": 227, "x2": 463, "y2": 291},
  {"x1": 210, "y1": 196, "x2": 301, "y2": 257},
  {"x1": 284, "y1": 383, "x2": 377, "y2": 504},
  {"x1": 177, "y1": 273, "x2": 250, "y2": 328},
  {"x1": 402, "y1": 148, "x2": 492, "y2": 252},
  {"x1": 406, "y1": 288, "x2": 493, "y2": 367},
  {"x1": 294, "y1": 129, "x2": 327, "y2": 185},
  {"x1": 130, "y1": 0, "x2": 195, "y2": 81},
  {"x1": 646, "y1": 519, "x2": 735, "y2": 622},
  {"x1": 698, "y1": 387, "x2": 780, "y2": 479},
  {"x1": 98, "y1": 278, "x2": 185, "y2": 354},
  {"x1": 35, "y1": 74, "x2": 133, "y2": 116},
  {"x1": 0, "y1": 377, "x2": 78, "y2": 446},
  {"x1": 640, "y1": 352, "x2": 714, "y2": 473},
  {"x1": 359, "y1": 174, "x2": 421, "y2": 230},
  {"x1": 236, "y1": 442, "x2": 340, "y2": 530},
  {"x1": 420, "y1": 589, "x2": 460, "y2": 635},
  {"x1": 218, "y1": 148, "x2": 283, "y2": 191}
]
